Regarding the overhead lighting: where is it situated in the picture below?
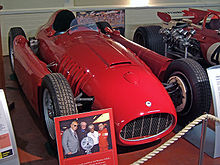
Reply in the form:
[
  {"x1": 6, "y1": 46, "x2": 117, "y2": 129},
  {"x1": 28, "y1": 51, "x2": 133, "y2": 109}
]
[{"x1": 129, "y1": 0, "x2": 149, "y2": 7}]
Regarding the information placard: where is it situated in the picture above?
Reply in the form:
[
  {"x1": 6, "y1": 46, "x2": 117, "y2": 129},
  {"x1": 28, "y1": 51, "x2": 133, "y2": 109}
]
[
  {"x1": 207, "y1": 65, "x2": 220, "y2": 158},
  {"x1": 183, "y1": 65, "x2": 220, "y2": 158},
  {"x1": 207, "y1": 65, "x2": 220, "y2": 119},
  {"x1": 55, "y1": 108, "x2": 118, "y2": 165},
  {"x1": 0, "y1": 89, "x2": 19, "y2": 165}
]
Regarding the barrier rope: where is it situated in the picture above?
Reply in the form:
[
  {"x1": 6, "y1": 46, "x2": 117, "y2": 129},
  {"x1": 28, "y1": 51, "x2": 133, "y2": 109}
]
[{"x1": 131, "y1": 114, "x2": 220, "y2": 165}]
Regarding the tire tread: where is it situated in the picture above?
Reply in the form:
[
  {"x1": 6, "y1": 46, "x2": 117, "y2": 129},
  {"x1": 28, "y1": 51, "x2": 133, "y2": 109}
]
[
  {"x1": 42, "y1": 73, "x2": 76, "y2": 116},
  {"x1": 165, "y1": 58, "x2": 211, "y2": 125},
  {"x1": 8, "y1": 27, "x2": 26, "y2": 73},
  {"x1": 133, "y1": 26, "x2": 165, "y2": 55}
]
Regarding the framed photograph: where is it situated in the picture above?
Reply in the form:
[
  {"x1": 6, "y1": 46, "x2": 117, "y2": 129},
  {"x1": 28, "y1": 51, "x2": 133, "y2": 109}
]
[
  {"x1": 76, "y1": 9, "x2": 125, "y2": 35},
  {"x1": 54, "y1": 108, "x2": 118, "y2": 165}
]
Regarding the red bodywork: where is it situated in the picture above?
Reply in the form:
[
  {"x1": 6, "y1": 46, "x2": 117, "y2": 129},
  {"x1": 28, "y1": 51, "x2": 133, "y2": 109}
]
[
  {"x1": 13, "y1": 10, "x2": 177, "y2": 146},
  {"x1": 158, "y1": 8, "x2": 220, "y2": 65}
]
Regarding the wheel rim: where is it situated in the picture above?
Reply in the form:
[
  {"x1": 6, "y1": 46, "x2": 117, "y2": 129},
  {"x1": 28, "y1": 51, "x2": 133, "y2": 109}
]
[
  {"x1": 43, "y1": 88, "x2": 56, "y2": 140},
  {"x1": 167, "y1": 72, "x2": 193, "y2": 115},
  {"x1": 9, "y1": 36, "x2": 15, "y2": 71}
]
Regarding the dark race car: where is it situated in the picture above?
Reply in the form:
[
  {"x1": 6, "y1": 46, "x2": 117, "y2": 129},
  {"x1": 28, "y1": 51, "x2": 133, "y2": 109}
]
[{"x1": 8, "y1": 9, "x2": 211, "y2": 146}]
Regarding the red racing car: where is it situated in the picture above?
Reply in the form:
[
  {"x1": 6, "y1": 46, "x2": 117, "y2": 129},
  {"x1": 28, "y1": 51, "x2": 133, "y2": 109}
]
[
  {"x1": 8, "y1": 9, "x2": 210, "y2": 146},
  {"x1": 133, "y1": 8, "x2": 220, "y2": 67}
]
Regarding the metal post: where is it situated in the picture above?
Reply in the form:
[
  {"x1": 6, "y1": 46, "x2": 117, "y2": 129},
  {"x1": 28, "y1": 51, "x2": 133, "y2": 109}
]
[
  {"x1": 165, "y1": 43, "x2": 168, "y2": 57},
  {"x1": 198, "y1": 117, "x2": 208, "y2": 165},
  {"x1": 184, "y1": 46, "x2": 188, "y2": 58}
]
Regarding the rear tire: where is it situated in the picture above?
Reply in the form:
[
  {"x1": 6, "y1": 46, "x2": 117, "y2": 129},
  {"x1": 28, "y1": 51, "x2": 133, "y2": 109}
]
[
  {"x1": 41, "y1": 73, "x2": 77, "y2": 143},
  {"x1": 8, "y1": 27, "x2": 26, "y2": 73},
  {"x1": 164, "y1": 58, "x2": 211, "y2": 126},
  {"x1": 133, "y1": 26, "x2": 165, "y2": 55}
]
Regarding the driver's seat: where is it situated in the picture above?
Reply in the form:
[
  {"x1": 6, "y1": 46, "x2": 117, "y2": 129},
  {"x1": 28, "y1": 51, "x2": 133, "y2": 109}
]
[{"x1": 53, "y1": 10, "x2": 76, "y2": 34}]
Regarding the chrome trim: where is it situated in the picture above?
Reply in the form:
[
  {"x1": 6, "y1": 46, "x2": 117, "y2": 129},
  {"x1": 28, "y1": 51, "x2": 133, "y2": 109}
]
[{"x1": 120, "y1": 113, "x2": 174, "y2": 142}]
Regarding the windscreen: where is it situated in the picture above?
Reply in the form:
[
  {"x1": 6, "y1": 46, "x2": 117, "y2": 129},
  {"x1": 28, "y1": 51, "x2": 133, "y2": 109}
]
[{"x1": 69, "y1": 18, "x2": 99, "y2": 34}]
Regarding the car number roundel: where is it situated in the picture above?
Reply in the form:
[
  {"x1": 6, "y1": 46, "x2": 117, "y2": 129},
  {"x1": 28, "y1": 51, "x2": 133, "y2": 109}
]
[{"x1": 207, "y1": 42, "x2": 220, "y2": 65}]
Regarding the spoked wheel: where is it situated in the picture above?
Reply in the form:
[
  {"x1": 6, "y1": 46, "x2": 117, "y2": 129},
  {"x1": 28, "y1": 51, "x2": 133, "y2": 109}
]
[
  {"x1": 164, "y1": 58, "x2": 211, "y2": 126},
  {"x1": 43, "y1": 88, "x2": 56, "y2": 140},
  {"x1": 167, "y1": 71, "x2": 193, "y2": 115},
  {"x1": 8, "y1": 27, "x2": 26, "y2": 73},
  {"x1": 41, "y1": 73, "x2": 77, "y2": 142}
]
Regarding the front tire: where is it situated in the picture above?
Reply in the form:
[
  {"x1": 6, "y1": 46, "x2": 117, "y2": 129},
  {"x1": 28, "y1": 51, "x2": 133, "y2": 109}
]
[
  {"x1": 164, "y1": 58, "x2": 211, "y2": 125},
  {"x1": 41, "y1": 73, "x2": 77, "y2": 141},
  {"x1": 8, "y1": 27, "x2": 26, "y2": 73}
]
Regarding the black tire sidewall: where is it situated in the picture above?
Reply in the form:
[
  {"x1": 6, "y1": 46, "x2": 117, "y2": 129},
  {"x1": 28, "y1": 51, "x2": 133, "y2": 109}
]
[
  {"x1": 133, "y1": 27, "x2": 148, "y2": 47},
  {"x1": 164, "y1": 59, "x2": 211, "y2": 125},
  {"x1": 165, "y1": 61, "x2": 194, "y2": 116},
  {"x1": 8, "y1": 27, "x2": 26, "y2": 73},
  {"x1": 41, "y1": 76, "x2": 61, "y2": 117},
  {"x1": 41, "y1": 73, "x2": 76, "y2": 144},
  {"x1": 133, "y1": 26, "x2": 165, "y2": 55}
]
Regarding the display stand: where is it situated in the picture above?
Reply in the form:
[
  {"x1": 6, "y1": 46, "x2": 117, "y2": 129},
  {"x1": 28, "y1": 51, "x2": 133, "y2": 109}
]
[
  {"x1": 0, "y1": 89, "x2": 20, "y2": 165},
  {"x1": 176, "y1": 65, "x2": 220, "y2": 158}
]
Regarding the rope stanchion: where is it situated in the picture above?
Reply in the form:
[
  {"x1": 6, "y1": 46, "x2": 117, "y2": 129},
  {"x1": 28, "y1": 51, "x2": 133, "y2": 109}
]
[{"x1": 131, "y1": 114, "x2": 220, "y2": 165}]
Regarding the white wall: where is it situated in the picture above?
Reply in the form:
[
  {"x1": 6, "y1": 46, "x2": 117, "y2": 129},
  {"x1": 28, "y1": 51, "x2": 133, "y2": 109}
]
[
  {"x1": 0, "y1": 0, "x2": 220, "y2": 55},
  {"x1": 0, "y1": 0, "x2": 65, "y2": 55},
  {"x1": 74, "y1": 0, "x2": 130, "y2": 6},
  {"x1": 1, "y1": 11, "x2": 58, "y2": 56},
  {"x1": 74, "y1": 0, "x2": 220, "y2": 7},
  {"x1": 1, "y1": 0, "x2": 64, "y2": 9}
]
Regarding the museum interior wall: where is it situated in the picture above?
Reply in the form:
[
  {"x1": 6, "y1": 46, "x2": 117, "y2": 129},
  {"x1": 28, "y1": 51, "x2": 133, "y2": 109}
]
[{"x1": 0, "y1": 0, "x2": 220, "y2": 56}]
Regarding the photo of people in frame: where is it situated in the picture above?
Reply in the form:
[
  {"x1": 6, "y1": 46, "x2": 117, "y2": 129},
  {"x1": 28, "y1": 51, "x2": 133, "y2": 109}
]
[
  {"x1": 59, "y1": 113, "x2": 112, "y2": 159},
  {"x1": 76, "y1": 10, "x2": 125, "y2": 36}
]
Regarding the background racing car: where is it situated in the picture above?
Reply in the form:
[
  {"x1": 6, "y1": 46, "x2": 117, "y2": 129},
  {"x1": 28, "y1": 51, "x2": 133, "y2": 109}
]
[
  {"x1": 8, "y1": 9, "x2": 211, "y2": 146},
  {"x1": 133, "y1": 8, "x2": 220, "y2": 67}
]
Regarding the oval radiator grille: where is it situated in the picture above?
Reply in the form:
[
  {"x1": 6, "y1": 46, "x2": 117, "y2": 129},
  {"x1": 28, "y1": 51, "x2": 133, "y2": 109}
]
[{"x1": 120, "y1": 113, "x2": 173, "y2": 141}]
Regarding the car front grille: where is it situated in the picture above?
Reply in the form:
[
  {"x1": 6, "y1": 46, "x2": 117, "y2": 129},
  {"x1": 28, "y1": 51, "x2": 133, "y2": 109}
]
[{"x1": 120, "y1": 113, "x2": 173, "y2": 141}]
